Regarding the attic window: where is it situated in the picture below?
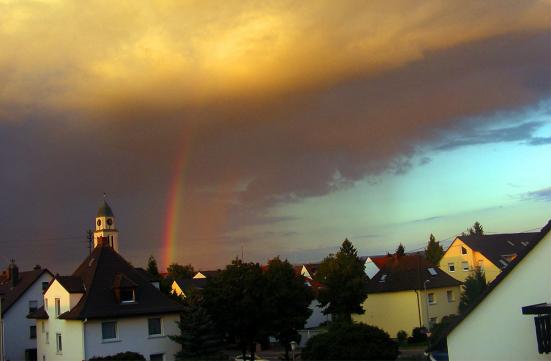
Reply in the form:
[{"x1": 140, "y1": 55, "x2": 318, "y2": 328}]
[
  {"x1": 120, "y1": 289, "x2": 135, "y2": 304},
  {"x1": 521, "y1": 241, "x2": 530, "y2": 247},
  {"x1": 502, "y1": 254, "x2": 517, "y2": 263},
  {"x1": 499, "y1": 259, "x2": 509, "y2": 268},
  {"x1": 428, "y1": 268, "x2": 437, "y2": 276},
  {"x1": 379, "y1": 274, "x2": 387, "y2": 283},
  {"x1": 461, "y1": 247, "x2": 467, "y2": 255}
]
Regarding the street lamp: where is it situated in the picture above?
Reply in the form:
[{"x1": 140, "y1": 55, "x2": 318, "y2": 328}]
[
  {"x1": 290, "y1": 341, "x2": 297, "y2": 361},
  {"x1": 424, "y1": 279, "x2": 432, "y2": 351}
]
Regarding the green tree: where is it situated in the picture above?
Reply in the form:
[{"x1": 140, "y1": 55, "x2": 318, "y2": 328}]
[
  {"x1": 202, "y1": 259, "x2": 266, "y2": 361},
  {"x1": 395, "y1": 243, "x2": 405, "y2": 256},
  {"x1": 170, "y1": 294, "x2": 225, "y2": 360},
  {"x1": 264, "y1": 257, "x2": 314, "y2": 360},
  {"x1": 167, "y1": 263, "x2": 195, "y2": 281},
  {"x1": 459, "y1": 267, "x2": 487, "y2": 313},
  {"x1": 462, "y1": 221, "x2": 485, "y2": 236},
  {"x1": 146, "y1": 255, "x2": 160, "y2": 278},
  {"x1": 315, "y1": 239, "x2": 369, "y2": 322},
  {"x1": 425, "y1": 234, "x2": 444, "y2": 265}
]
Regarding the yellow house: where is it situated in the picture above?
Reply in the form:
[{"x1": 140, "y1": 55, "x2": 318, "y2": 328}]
[
  {"x1": 170, "y1": 278, "x2": 206, "y2": 298},
  {"x1": 439, "y1": 232, "x2": 539, "y2": 283},
  {"x1": 353, "y1": 255, "x2": 462, "y2": 338}
]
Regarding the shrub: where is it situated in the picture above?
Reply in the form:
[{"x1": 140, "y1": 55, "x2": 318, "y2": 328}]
[
  {"x1": 396, "y1": 330, "x2": 408, "y2": 344},
  {"x1": 407, "y1": 327, "x2": 428, "y2": 344},
  {"x1": 302, "y1": 322, "x2": 399, "y2": 360},
  {"x1": 89, "y1": 351, "x2": 146, "y2": 361}
]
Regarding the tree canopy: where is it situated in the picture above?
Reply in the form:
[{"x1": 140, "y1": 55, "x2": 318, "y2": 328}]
[
  {"x1": 146, "y1": 255, "x2": 160, "y2": 278},
  {"x1": 315, "y1": 238, "x2": 369, "y2": 322},
  {"x1": 459, "y1": 267, "x2": 487, "y2": 313},
  {"x1": 167, "y1": 263, "x2": 195, "y2": 281},
  {"x1": 395, "y1": 243, "x2": 405, "y2": 256},
  {"x1": 462, "y1": 221, "x2": 484, "y2": 236},
  {"x1": 425, "y1": 234, "x2": 444, "y2": 265}
]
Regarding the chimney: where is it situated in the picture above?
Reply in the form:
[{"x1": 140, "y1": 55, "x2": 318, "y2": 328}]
[{"x1": 8, "y1": 259, "x2": 19, "y2": 288}]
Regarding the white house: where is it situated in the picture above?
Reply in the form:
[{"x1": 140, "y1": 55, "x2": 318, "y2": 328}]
[
  {"x1": 444, "y1": 219, "x2": 551, "y2": 361},
  {"x1": 29, "y1": 200, "x2": 184, "y2": 361},
  {"x1": 0, "y1": 262, "x2": 53, "y2": 361}
]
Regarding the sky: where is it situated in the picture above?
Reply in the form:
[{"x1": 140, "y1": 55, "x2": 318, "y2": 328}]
[{"x1": 0, "y1": 0, "x2": 550, "y2": 273}]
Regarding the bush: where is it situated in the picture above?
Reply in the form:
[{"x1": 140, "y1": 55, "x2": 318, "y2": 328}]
[
  {"x1": 407, "y1": 327, "x2": 427, "y2": 344},
  {"x1": 396, "y1": 330, "x2": 408, "y2": 344},
  {"x1": 302, "y1": 322, "x2": 399, "y2": 360},
  {"x1": 89, "y1": 352, "x2": 146, "y2": 361}
]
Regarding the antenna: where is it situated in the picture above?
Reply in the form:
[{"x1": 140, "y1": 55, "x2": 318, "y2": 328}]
[
  {"x1": 241, "y1": 244, "x2": 244, "y2": 260},
  {"x1": 87, "y1": 229, "x2": 93, "y2": 255},
  {"x1": 103, "y1": 192, "x2": 107, "y2": 201}
]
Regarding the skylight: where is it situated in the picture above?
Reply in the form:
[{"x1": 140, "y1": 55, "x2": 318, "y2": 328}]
[
  {"x1": 499, "y1": 259, "x2": 508, "y2": 268},
  {"x1": 507, "y1": 240, "x2": 515, "y2": 246},
  {"x1": 379, "y1": 274, "x2": 387, "y2": 283},
  {"x1": 521, "y1": 241, "x2": 529, "y2": 247},
  {"x1": 428, "y1": 268, "x2": 437, "y2": 276}
]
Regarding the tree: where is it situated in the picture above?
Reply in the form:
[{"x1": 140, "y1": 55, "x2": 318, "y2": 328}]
[
  {"x1": 395, "y1": 243, "x2": 405, "y2": 256},
  {"x1": 462, "y1": 221, "x2": 484, "y2": 236},
  {"x1": 146, "y1": 255, "x2": 160, "y2": 278},
  {"x1": 425, "y1": 234, "x2": 444, "y2": 265},
  {"x1": 170, "y1": 294, "x2": 225, "y2": 360},
  {"x1": 301, "y1": 322, "x2": 399, "y2": 360},
  {"x1": 202, "y1": 259, "x2": 267, "y2": 361},
  {"x1": 263, "y1": 257, "x2": 314, "y2": 360},
  {"x1": 167, "y1": 263, "x2": 195, "y2": 281},
  {"x1": 315, "y1": 239, "x2": 369, "y2": 322},
  {"x1": 459, "y1": 267, "x2": 487, "y2": 313},
  {"x1": 89, "y1": 352, "x2": 146, "y2": 361}
]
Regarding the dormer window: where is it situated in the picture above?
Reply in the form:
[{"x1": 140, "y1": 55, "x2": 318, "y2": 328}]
[
  {"x1": 120, "y1": 289, "x2": 135, "y2": 304},
  {"x1": 461, "y1": 246, "x2": 467, "y2": 255}
]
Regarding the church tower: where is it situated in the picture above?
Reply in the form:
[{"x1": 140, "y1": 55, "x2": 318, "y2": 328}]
[{"x1": 94, "y1": 197, "x2": 119, "y2": 252}]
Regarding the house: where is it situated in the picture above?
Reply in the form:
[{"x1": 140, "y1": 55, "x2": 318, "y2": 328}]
[
  {"x1": 438, "y1": 232, "x2": 539, "y2": 283},
  {"x1": 0, "y1": 262, "x2": 53, "y2": 361},
  {"x1": 353, "y1": 254, "x2": 462, "y2": 338},
  {"x1": 192, "y1": 270, "x2": 221, "y2": 279},
  {"x1": 29, "y1": 200, "x2": 184, "y2": 361},
  {"x1": 442, "y1": 220, "x2": 551, "y2": 361},
  {"x1": 171, "y1": 278, "x2": 206, "y2": 298},
  {"x1": 360, "y1": 255, "x2": 390, "y2": 278}
]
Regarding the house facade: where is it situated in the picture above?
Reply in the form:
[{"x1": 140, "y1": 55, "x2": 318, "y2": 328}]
[
  {"x1": 0, "y1": 263, "x2": 53, "y2": 361},
  {"x1": 353, "y1": 255, "x2": 461, "y2": 337},
  {"x1": 30, "y1": 201, "x2": 184, "y2": 361},
  {"x1": 439, "y1": 232, "x2": 539, "y2": 283},
  {"x1": 446, "y1": 220, "x2": 551, "y2": 361}
]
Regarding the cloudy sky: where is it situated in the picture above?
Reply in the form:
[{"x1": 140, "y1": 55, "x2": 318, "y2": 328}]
[{"x1": 1, "y1": 0, "x2": 550, "y2": 273}]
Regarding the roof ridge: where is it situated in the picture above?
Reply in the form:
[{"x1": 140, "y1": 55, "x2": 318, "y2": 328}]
[{"x1": 70, "y1": 246, "x2": 105, "y2": 318}]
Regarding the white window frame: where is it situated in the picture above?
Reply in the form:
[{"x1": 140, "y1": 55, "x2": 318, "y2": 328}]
[
  {"x1": 29, "y1": 300, "x2": 38, "y2": 313},
  {"x1": 56, "y1": 333, "x2": 62, "y2": 354},
  {"x1": 120, "y1": 289, "x2": 136, "y2": 304},
  {"x1": 55, "y1": 298, "x2": 61, "y2": 317},
  {"x1": 101, "y1": 321, "x2": 118, "y2": 342},
  {"x1": 428, "y1": 292, "x2": 436, "y2": 305},
  {"x1": 447, "y1": 290, "x2": 454, "y2": 302},
  {"x1": 462, "y1": 261, "x2": 469, "y2": 271},
  {"x1": 148, "y1": 317, "x2": 163, "y2": 337},
  {"x1": 448, "y1": 263, "x2": 455, "y2": 272}
]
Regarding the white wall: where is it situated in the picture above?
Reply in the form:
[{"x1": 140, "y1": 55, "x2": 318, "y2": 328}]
[
  {"x1": 39, "y1": 279, "x2": 85, "y2": 361},
  {"x1": 447, "y1": 229, "x2": 551, "y2": 361},
  {"x1": 304, "y1": 300, "x2": 331, "y2": 329},
  {"x1": 84, "y1": 314, "x2": 181, "y2": 361},
  {"x1": 3, "y1": 272, "x2": 52, "y2": 361}
]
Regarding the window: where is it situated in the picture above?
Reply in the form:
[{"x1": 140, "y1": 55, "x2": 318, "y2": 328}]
[
  {"x1": 56, "y1": 333, "x2": 62, "y2": 354},
  {"x1": 428, "y1": 293, "x2": 435, "y2": 304},
  {"x1": 447, "y1": 290, "x2": 455, "y2": 302},
  {"x1": 148, "y1": 318, "x2": 162, "y2": 336},
  {"x1": 102, "y1": 321, "x2": 117, "y2": 341},
  {"x1": 29, "y1": 300, "x2": 38, "y2": 313},
  {"x1": 448, "y1": 263, "x2": 455, "y2": 272},
  {"x1": 42, "y1": 281, "x2": 49, "y2": 291},
  {"x1": 41, "y1": 320, "x2": 45, "y2": 333},
  {"x1": 462, "y1": 261, "x2": 469, "y2": 271},
  {"x1": 461, "y1": 246, "x2": 467, "y2": 255},
  {"x1": 55, "y1": 298, "x2": 61, "y2": 317},
  {"x1": 45, "y1": 298, "x2": 48, "y2": 311},
  {"x1": 120, "y1": 289, "x2": 135, "y2": 303},
  {"x1": 428, "y1": 268, "x2": 437, "y2": 276},
  {"x1": 46, "y1": 332, "x2": 49, "y2": 344},
  {"x1": 150, "y1": 354, "x2": 164, "y2": 361},
  {"x1": 379, "y1": 274, "x2": 387, "y2": 282},
  {"x1": 30, "y1": 325, "x2": 36, "y2": 339}
]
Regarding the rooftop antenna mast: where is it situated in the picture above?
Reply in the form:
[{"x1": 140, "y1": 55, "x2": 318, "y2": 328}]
[{"x1": 87, "y1": 229, "x2": 93, "y2": 255}]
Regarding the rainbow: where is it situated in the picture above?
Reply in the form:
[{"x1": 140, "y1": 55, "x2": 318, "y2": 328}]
[{"x1": 162, "y1": 130, "x2": 192, "y2": 270}]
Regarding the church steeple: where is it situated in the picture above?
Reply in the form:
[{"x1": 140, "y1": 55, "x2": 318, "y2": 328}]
[{"x1": 94, "y1": 194, "x2": 119, "y2": 252}]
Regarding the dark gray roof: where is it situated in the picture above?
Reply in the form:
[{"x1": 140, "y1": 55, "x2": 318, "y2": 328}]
[
  {"x1": 56, "y1": 276, "x2": 85, "y2": 293},
  {"x1": 97, "y1": 200, "x2": 114, "y2": 217},
  {"x1": 367, "y1": 255, "x2": 461, "y2": 293},
  {"x1": 457, "y1": 232, "x2": 539, "y2": 268},
  {"x1": 31, "y1": 245, "x2": 183, "y2": 320},
  {"x1": 0, "y1": 268, "x2": 53, "y2": 316},
  {"x1": 174, "y1": 278, "x2": 207, "y2": 294}
]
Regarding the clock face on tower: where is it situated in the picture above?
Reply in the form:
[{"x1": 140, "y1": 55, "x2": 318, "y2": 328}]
[
  {"x1": 107, "y1": 218, "x2": 113, "y2": 226},
  {"x1": 97, "y1": 219, "x2": 101, "y2": 227}
]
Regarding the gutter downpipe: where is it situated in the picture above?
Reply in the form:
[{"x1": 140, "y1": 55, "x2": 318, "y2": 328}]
[
  {"x1": 82, "y1": 318, "x2": 87, "y2": 361},
  {"x1": 415, "y1": 290, "x2": 422, "y2": 328}
]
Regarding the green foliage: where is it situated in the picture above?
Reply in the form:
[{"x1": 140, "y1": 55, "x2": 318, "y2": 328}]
[
  {"x1": 315, "y1": 239, "x2": 369, "y2": 322},
  {"x1": 263, "y1": 257, "x2": 314, "y2": 359},
  {"x1": 167, "y1": 263, "x2": 195, "y2": 281},
  {"x1": 462, "y1": 221, "x2": 484, "y2": 236},
  {"x1": 428, "y1": 314, "x2": 459, "y2": 346},
  {"x1": 459, "y1": 267, "x2": 487, "y2": 313},
  {"x1": 169, "y1": 294, "x2": 226, "y2": 361},
  {"x1": 425, "y1": 234, "x2": 444, "y2": 266},
  {"x1": 89, "y1": 352, "x2": 146, "y2": 360},
  {"x1": 395, "y1": 243, "x2": 405, "y2": 256},
  {"x1": 146, "y1": 255, "x2": 160, "y2": 278},
  {"x1": 407, "y1": 327, "x2": 427, "y2": 344},
  {"x1": 202, "y1": 259, "x2": 267, "y2": 361},
  {"x1": 396, "y1": 330, "x2": 408, "y2": 344},
  {"x1": 301, "y1": 322, "x2": 399, "y2": 360}
]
